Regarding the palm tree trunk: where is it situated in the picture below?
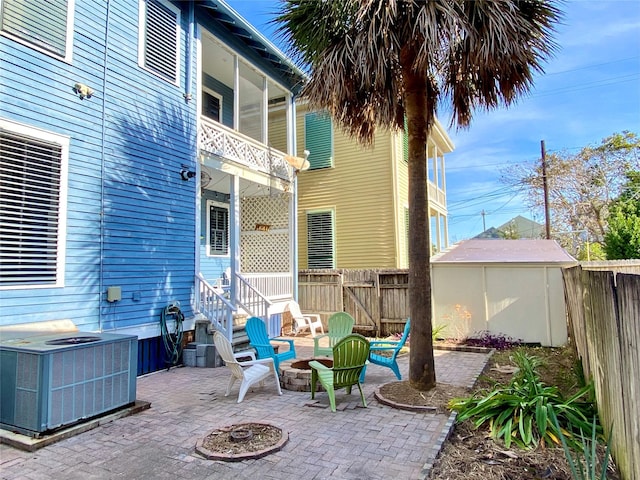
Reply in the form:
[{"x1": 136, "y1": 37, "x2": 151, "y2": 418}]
[{"x1": 403, "y1": 62, "x2": 436, "y2": 391}]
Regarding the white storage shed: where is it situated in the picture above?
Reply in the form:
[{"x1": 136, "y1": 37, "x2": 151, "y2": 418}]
[{"x1": 431, "y1": 239, "x2": 577, "y2": 347}]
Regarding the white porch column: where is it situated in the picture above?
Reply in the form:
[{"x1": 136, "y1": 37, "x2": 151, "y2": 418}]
[
  {"x1": 229, "y1": 174, "x2": 240, "y2": 303},
  {"x1": 289, "y1": 95, "x2": 299, "y2": 300}
]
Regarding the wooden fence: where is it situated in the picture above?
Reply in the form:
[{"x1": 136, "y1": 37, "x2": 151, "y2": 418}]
[
  {"x1": 298, "y1": 269, "x2": 409, "y2": 336},
  {"x1": 562, "y1": 264, "x2": 640, "y2": 480}
]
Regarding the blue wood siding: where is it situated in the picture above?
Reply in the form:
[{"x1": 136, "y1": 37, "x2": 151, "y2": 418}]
[{"x1": 0, "y1": 0, "x2": 197, "y2": 336}]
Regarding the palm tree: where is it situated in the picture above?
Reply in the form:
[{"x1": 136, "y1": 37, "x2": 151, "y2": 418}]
[{"x1": 276, "y1": 0, "x2": 561, "y2": 390}]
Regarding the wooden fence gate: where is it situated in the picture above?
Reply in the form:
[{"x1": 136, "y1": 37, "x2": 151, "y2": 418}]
[{"x1": 298, "y1": 269, "x2": 409, "y2": 337}]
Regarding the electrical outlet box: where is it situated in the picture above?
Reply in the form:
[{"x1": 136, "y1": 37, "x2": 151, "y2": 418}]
[{"x1": 107, "y1": 286, "x2": 122, "y2": 302}]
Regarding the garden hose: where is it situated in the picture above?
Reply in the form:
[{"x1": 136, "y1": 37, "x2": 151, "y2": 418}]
[{"x1": 160, "y1": 303, "x2": 184, "y2": 368}]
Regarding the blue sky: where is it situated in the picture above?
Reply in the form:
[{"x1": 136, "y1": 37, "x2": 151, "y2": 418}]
[{"x1": 229, "y1": 0, "x2": 640, "y2": 242}]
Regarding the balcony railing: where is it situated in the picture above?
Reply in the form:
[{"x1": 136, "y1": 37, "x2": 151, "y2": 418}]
[
  {"x1": 199, "y1": 117, "x2": 294, "y2": 182},
  {"x1": 427, "y1": 181, "x2": 446, "y2": 209}
]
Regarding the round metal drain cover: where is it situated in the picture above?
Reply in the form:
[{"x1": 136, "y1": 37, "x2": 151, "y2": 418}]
[{"x1": 45, "y1": 336, "x2": 101, "y2": 345}]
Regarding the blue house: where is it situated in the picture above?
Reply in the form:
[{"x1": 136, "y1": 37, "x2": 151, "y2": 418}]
[{"x1": 0, "y1": 0, "x2": 306, "y2": 374}]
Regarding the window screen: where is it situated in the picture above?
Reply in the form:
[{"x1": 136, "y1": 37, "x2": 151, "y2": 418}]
[
  {"x1": 0, "y1": 126, "x2": 67, "y2": 287},
  {"x1": 307, "y1": 210, "x2": 334, "y2": 269},
  {"x1": 208, "y1": 203, "x2": 229, "y2": 256},
  {"x1": 0, "y1": 0, "x2": 72, "y2": 58}
]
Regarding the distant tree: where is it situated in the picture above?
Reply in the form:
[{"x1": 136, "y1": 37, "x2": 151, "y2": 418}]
[
  {"x1": 502, "y1": 131, "x2": 640, "y2": 256},
  {"x1": 498, "y1": 221, "x2": 521, "y2": 239},
  {"x1": 603, "y1": 171, "x2": 640, "y2": 259}
]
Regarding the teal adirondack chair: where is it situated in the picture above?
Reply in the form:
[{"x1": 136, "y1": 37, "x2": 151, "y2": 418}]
[
  {"x1": 245, "y1": 317, "x2": 296, "y2": 372},
  {"x1": 313, "y1": 312, "x2": 355, "y2": 357},
  {"x1": 367, "y1": 319, "x2": 410, "y2": 380},
  {"x1": 309, "y1": 334, "x2": 370, "y2": 412}
]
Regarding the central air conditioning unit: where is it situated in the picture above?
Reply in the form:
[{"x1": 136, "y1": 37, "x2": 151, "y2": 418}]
[{"x1": 0, "y1": 332, "x2": 138, "y2": 437}]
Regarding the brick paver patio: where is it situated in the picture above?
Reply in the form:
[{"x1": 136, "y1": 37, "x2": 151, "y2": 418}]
[{"x1": 0, "y1": 337, "x2": 491, "y2": 480}]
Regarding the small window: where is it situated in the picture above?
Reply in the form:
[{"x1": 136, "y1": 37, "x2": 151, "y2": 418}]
[
  {"x1": 0, "y1": 0, "x2": 75, "y2": 61},
  {"x1": 0, "y1": 120, "x2": 69, "y2": 288},
  {"x1": 207, "y1": 201, "x2": 229, "y2": 256},
  {"x1": 307, "y1": 210, "x2": 334, "y2": 269},
  {"x1": 202, "y1": 89, "x2": 222, "y2": 123},
  {"x1": 138, "y1": 0, "x2": 180, "y2": 84},
  {"x1": 304, "y1": 112, "x2": 333, "y2": 170}
]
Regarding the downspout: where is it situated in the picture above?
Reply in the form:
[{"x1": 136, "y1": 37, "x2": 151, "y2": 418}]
[
  {"x1": 98, "y1": 0, "x2": 111, "y2": 331},
  {"x1": 184, "y1": 2, "x2": 194, "y2": 103}
]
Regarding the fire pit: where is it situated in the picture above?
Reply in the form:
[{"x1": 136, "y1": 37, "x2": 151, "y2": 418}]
[{"x1": 279, "y1": 358, "x2": 333, "y2": 392}]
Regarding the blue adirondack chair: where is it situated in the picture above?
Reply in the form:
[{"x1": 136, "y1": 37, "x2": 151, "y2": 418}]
[
  {"x1": 368, "y1": 319, "x2": 410, "y2": 380},
  {"x1": 245, "y1": 317, "x2": 296, "y2": 372}
]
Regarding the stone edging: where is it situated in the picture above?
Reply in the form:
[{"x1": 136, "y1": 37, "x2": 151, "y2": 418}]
[
  {"x1": 373, "y1": 387, "x2": 438, "y2": 413},
  {"x1": 434, "y1": 344, "x2": 495, "y2": 354},
  {"x1": 420, "y1": 410, "x2": 458, "y2": 479},
  {"x1": 195, "y1": 422, "x2": 288, "y2": 462}
]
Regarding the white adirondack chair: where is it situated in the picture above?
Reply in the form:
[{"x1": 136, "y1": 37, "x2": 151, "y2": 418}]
[
  {"x1": 213, "y1": 331, "x2": 282, "y2": 403},
  {"x1": 286, "y1": 300, "x2": 324, "y2": 337}
]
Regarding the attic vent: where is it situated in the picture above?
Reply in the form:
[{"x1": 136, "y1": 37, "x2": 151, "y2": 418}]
[{"x1": 141, "y1": 0, "x2": 180, "y2": 84}]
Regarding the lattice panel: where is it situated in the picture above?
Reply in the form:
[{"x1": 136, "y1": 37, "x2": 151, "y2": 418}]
[
  {"x1": 241, "y1": 195, "x2": 291, "y2": 272},
  {"x1": 241, "y1": 195, "x2": 290, "y2": 230},
  {"x1": 241, "y1": 232, "x2": 291, "y2": 272}
]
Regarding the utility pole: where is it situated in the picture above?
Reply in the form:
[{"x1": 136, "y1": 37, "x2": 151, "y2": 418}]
[
  {"x1": 541, "y1": 140, "x2": 551, "y2": 239},
  {"x1": 481, "y1": 209, "x2": 486, "y2": 231}
]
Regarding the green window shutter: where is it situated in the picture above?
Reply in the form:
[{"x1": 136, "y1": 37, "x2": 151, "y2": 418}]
[
  {"x1": 403, "y1": 116, "x2": 408, "y2": 163},
  {"x1": 404, "y1": 207, "x2": 409, "y2": 266},
  {"x1": 304, "y1": 112, "x2": 333, "y2": 170},
  {"x1": 0, "y1": 0, "x2": 69, "y2": 56},
  {"x1": 307, "y1": 211, "x2": 334, "y2": 269}
]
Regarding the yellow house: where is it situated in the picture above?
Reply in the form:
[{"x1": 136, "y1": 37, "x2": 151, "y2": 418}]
[{"x1": 294, "y1": 106, "x2": 454, "y2": 269}]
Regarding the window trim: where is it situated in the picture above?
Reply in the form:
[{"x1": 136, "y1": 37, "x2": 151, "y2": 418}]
[
  {"x1": 306, "y1": 208, "x2": 335, "y2": 269},
  {"x1": 0, "y1": 0, "x2": 76, "y2": 63},
  {"x1": 206, "y1": 199, "x2": 230, "y2": 257},
  {"x1": 137, "y1": 0, "x2": 181, "y2": 86},
  {"x1": 0, "y1": 118, "x2": 69, "y2": 290}
]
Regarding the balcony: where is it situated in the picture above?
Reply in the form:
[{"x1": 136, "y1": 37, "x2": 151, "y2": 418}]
[
  {"x1": 199, "y1": 117, "x2": 294, "y2": 184},
  {"x1": 428, "y1": 180, "x2": 447, "y2": 211}
]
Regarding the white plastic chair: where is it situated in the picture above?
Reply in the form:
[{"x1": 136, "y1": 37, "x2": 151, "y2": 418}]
[
  {"x1": 286, "y1": 300, "x2": 324, "y2": 337},
  {"x1": 213, "y1": 331, "x2": 282, "y2": 403}
]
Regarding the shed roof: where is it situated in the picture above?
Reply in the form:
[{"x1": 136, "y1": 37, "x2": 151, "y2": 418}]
[{"x1": 433, "y1": 239, "x2": 577, "y2": 264}]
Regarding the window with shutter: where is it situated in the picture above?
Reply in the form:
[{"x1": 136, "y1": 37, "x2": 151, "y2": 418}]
[
  {"x1": 0, "y1": 0, "x2": 74, "y2": 61},
  {"x1": 304, "y1": 112, "x2": 333, "y2": 170},
  {"x1": 404, "y1": 207, "x2": 409, "y2": 267},
  {"x1": 403, "y1": 116, "x2": 409, "y2": 163},
  {"x1": 138, "y1": 0, "x2": 180, "y2": 84},
  {"x1": 307, "y1": 210, "x2": 334, "y2": 269},
  {"x1": 0, "y1": 120, "x2": 68, "y2": 288},
  {"x1": 207, "y1": 201, "x2": 229, "y2": 256}
]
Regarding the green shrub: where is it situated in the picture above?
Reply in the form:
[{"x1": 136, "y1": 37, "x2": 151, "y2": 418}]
[
  {"x1": 550, "y1": 407, "x2": 612, "y2": 480},
  {"x1": 449, "y1": 349, "x2": 599, "y2": 449}
]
